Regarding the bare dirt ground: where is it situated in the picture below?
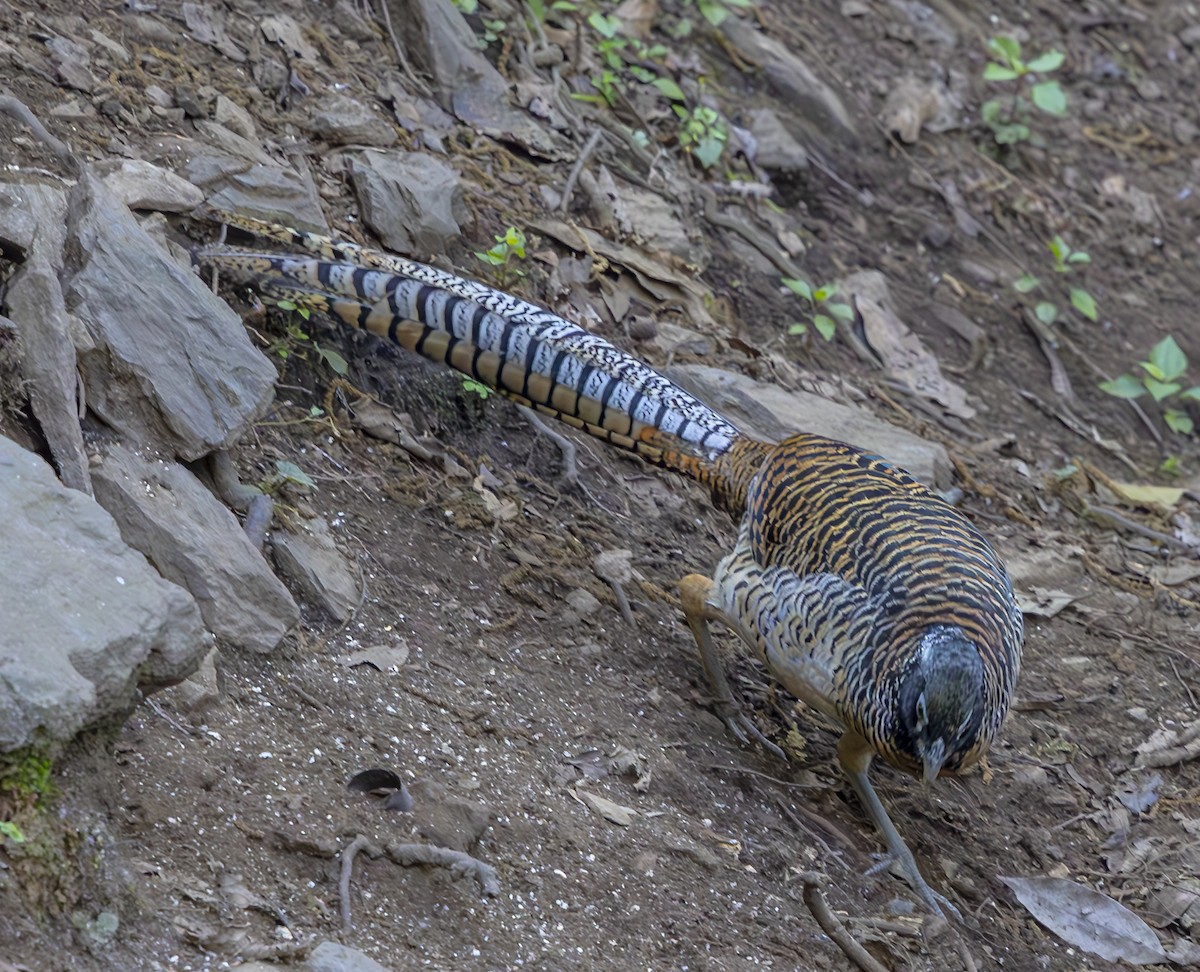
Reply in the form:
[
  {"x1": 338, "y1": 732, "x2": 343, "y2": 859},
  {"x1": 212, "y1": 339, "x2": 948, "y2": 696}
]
[{"x1": 2, "y1": 1, "x2": 1200, "y2": 970}]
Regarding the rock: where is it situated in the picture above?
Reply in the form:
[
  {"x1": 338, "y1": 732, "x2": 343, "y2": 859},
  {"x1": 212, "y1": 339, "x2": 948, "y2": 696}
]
[
  {"x1": 720, "y1": 16, "x2": 857, "y2": 148},
  {"x1": 406, "y1": 780, "x2": 491, "y2": 853},
  {"x1": 169, "y1": 648, "x2": 222, "y2": 713},
  {"x1": 98, "y1": 159, "x2": 204, "y2": 212},
  {"x1": 351, "y1": 150, "x2": 467, "y2": 254},
  {"x1": 309, "y1": 95, "x2": 397, "y2": 147},
  {"x1": 398, "y1": 0, "x2": 565, "y2": 159},
  {"x1": 564, "y1": 588, "x2": 602, "y2": 623},
  {"x1": 271, "y1": 517, "x2": 360, "y2": 622},
  {"x1": 61, "y1": 170, "x2": 277, "y2": 460},
  {"x1": 0, "y1": 436, "x2": 207, "y2": 751},
  {"x1": 90, "y1": 442, "x2": 299, "y2": 653},
  {"x1": 0, "y1": 182, "x2": 91, "y2": 492},
  {"x1": 669, "y1": 364, "x2": 952, "y2": 488},
  {"x1": 214, "y1": 95, "x2": 257, "y2": 141},
  {"x1": 307, "y1": 941, "x2": 393, "y2": 972},
  {"x1": 182, "y1": 147, "x2": 327, "y2": 232},
  {"x1": 46, "y1": 35, "x2": 94, "y2": 93},
  {"x1": 744, "y1": 108, "x2": 809, "y2": 172}
]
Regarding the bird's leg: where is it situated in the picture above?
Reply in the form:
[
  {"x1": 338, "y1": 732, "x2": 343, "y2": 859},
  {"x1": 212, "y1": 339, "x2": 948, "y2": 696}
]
[
  {"x1": 680, "y1": 573, "x2": 786, "y2": 760},
  {"x1": 836, "y1": 731, "x2": 960, "y2": 920}
]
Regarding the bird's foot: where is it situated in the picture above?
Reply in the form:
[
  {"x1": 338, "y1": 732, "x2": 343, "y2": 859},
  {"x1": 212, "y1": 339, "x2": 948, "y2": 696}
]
[
  {"x1": 715, "y1": 700, "x2": 787, "y2": 761},
  {"x1": 866, "y1": 852, "x2": 961, "y2": 922}
]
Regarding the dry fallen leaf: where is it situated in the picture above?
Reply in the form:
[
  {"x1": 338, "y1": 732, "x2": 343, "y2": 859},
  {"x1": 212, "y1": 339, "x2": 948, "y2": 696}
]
[
  {"x1": 1001, "y1": 875, "x2": 1168, "y2": 965},
  {"x1": 575, "y1": 789, "x2": 636, "y2": 826}
]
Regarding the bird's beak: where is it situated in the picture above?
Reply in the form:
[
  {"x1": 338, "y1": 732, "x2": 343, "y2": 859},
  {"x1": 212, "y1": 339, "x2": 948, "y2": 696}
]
[{"x1": 921, "y1": 739, "x2": 947, "y2": 784}]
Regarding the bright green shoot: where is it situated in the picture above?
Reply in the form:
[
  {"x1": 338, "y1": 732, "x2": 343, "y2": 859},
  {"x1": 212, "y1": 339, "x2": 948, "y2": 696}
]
[
  {"x1": 476, "y1": 227, "x2": 527, "y2": 267},
  {"x1": 783, "y1": 279, "x2": 853, "y2": 342},
  {"x1": 462, "y1": 377, "x2": 493, "y2": 399},
  {"x1": 981, "y1": 36, "x2": 1067, "y2": 146},
  {"x1": 1099, "y1": 335, "x2": 1200, "y2": 435},
  {"x1": 1012, "y1": 237, "x2": 1098, "y2": 324}
]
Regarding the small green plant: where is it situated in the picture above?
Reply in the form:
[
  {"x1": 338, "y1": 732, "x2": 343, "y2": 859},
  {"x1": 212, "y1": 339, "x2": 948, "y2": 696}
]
[
  {"x1": 782, "y1": 279, "x2": 853, "y2": 341},
  {"x1": 0, "y1": 820, "x2": 26, "y2": 843},
  {"x1": 271, "y1": 301, "x2": 349, "y2": 374},
  {"x1": 674, "y1": 104, "x2": 727, "y2": 168},
  {"x1": 1099, "y1": 336, "x2": 1200, "y2": 434},
  {"x1": 461, "y1": 377, "x2": 493, "y2": 399},
  {"x1": 671, "y1": 0, "x2": 753, "y2": 35},
  {"x1": 476, "y1": 226, "x2": 527, "y2": 268},
  {"x1": 981, "y1": 36, "x2": 1067, "y2": 146},
  {"x1": 1013, "y1": 236, "x2": 1098, "y2": 325},
  {"x1": 452, "y1": 0, "x2": 507, "y2": 46}
]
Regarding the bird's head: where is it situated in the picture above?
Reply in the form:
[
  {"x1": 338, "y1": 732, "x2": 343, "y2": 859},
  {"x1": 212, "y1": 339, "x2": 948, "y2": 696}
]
[{"x1": 897, "y1": 625, "x2": 986, "y2": 783}]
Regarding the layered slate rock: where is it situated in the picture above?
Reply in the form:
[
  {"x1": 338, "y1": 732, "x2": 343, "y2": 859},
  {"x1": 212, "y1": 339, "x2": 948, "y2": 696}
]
[
  {"x1": 61, "y1": 170, "x2": 277, "y2": 460},
  {"x1": 90, "y1": 443, "x2": 299, "y2": 653},
  {"x1": 0, "y1": 436, "x2": 207, "y2": 751}
]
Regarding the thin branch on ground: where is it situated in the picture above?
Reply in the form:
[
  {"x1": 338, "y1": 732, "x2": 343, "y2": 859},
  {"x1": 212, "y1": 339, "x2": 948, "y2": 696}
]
[
  {"x1": 794, "y1": 871, "x2": 890, "y2": 972},
  {"x1": 559, "y1": 128, "x2": 604, "y2": 214},
  {"x1": 385, "y1": 842, "x2": 501, "y2": 897},
  {"x1": 339, "y1": 834, "x2": 381, "y2": 929},
  {"x1": 0, "y1": 91, "x2": 80, "y2": 175}
]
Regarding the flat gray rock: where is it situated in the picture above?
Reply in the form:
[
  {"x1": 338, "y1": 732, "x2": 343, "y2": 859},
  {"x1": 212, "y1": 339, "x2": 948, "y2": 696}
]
[
  {"x1": 307, "y1": 942, "x2": 393, "y2": 972},
  {"x1": 0, "y1": 182, "x2": 91, "y2": 492},
  {"x1": 98, "y1": 158, "x2": 204, "y2": 212},
  {"x1": 309, "y1": 94, "x2": 397, "y2": 147},
  {"x1": 90, "y1": 443, "x2": 299, "y2": 653},
  {"x1": 62, "y1": 170, "x2": 277, "y2": 460},
  {"x1": 351, "y1": 149, "x2": 467, "y2": 254},
  {"x1": 669, "y1": 364, "x2": 951, "y2": 488},
  {"x1": 0, "y1": 436, "x2": 207, "y2": 751},
  {"x1": 271, "y1": 517, "x2": 360, "y2": 622}
]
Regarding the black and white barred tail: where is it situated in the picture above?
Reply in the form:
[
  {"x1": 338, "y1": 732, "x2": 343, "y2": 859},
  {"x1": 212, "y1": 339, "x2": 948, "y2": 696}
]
[{"x1": 196, "y1": 213, "x2": 769, "y2": 514}]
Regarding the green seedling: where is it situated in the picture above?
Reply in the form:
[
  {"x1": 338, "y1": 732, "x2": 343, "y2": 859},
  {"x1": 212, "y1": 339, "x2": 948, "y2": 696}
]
[
  {"x1": 462, "y1": 377, "x2": 493, "y2": 399},
  {"x1": 981, "y1": 36, "x2": 1067, "y2": 146},
  {"x1": 674, "y1": 104, "x2": 727, "y2": 168},
  {"x1": 1099, "y1": 335, "x2": 1200, "y2": 435},
  {"x1": 783, "y1": 279, "x2": 853, "y2": 342},
  {"x1": 1013, "y1": 237, "x2": 1098, "y2": 324}
]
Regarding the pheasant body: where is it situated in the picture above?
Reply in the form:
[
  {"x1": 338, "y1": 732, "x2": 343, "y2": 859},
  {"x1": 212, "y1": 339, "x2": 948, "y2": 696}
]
[{"x1": 198, "y1": 213, "x2": 1023, "y2": 915}]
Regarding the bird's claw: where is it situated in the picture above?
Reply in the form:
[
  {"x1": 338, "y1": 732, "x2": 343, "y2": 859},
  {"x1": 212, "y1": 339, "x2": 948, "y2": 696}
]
[
  {"x1": 865, "y1": 852, "x2": 962, "y2": 922},
  {"x1": 716, "y1": 700, "x2": 787, "y2": 761}
]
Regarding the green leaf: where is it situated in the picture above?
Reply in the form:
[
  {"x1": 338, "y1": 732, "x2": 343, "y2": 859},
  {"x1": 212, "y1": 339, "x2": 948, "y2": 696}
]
[
  {"x1": 814, "y1": 283, "x2": 837, "y2": 302},
  {"x1": 1179, "y1": 386, "x2": 1200, "y2": 402},
  {"x1": 1013, "y1": 273, "x2": 1040, "y2": 293},
  {"x1": 314, "y1": 344, "x2": 349, "y2": 376},
  {"x1": 587, "y1": 11, "x2": 621, "y2": 38},
  {"x1": 995, "y1": 123, "x2": 1029, "y2": 143},
  {"x1": 724, "y1": 0, "x2": 753, "y2": 7},
  {"x1": 1031, "y1": 80, "x2": 1067, "y2": 116},
  {"x1": 1098, "y1": 375, "x2": 1146, "y2": 399},
  {"x1": 812, "y1": 315, "x2": 837, "y2": 341},
  {"x1": 694, "y1": 134, "x2": 725, "y2": 168},
  {"x1": 277, "y1": 299, "x2": 297, "y2": 311},
  {"x1": 787, "y1": 322, "x2": 808, "y2": 335},
  {"x1": 1164, "y1": 409, "x2": 1194, "y2": 435},
  {"x1": 651, "y1": 77, "x2": 686, "y2": 101},
  {"x1": 1048, "y1": 235, "x2": 1069, "y2": 267},
  {"x1": 987, "y1": 36, "x2": 1022, "y2": 68},
  {"x1": 1067, "y1": 251, "x2": 1091, "y2": 264},
  {"x1": 1148, "y1": 335, "x2": 1189, "y2": 382},
  {"x1": 1144, "y1": 377, "x2": 1181, "y2": 402},
  {"x1": 275, "y1": 460, "x2": 316, "y2": 489},
  {"x1": 782, "y1": 278, "x2": 813, "y2": 301},
  {"x1": 983, "y1": 63, "x2": 1020, "y2": 82},
  {"x1": 1140, "y1": 361, "x2": 1165, "y2": 381},
  {"x1": 697, "y1": 0, "x2": 730, "y2": 27},
  {"x1": 1070, "y1": 288, "x2": 1098, "y2": 321},
  {"x1": 1035, "y1": 302, "x2": 1058, "y2": 325},
  {"x1": 981, "y1": 99, "x2": 1002, "y2": 123},
  {"x1": 828, "y1": 302, "x2": 855, "y2": 321},
  {"x1": 0, "y1": 821, "x2": 25, "y2": 843},
  {"x1": 1026, "y1": 50, "x2": 1065, "y2": 73}
]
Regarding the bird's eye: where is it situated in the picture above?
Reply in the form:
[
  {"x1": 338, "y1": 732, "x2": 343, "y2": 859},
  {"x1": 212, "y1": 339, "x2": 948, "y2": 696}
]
[{"x1": 915, "y1": 693, "x2": 928, "y2": 730}]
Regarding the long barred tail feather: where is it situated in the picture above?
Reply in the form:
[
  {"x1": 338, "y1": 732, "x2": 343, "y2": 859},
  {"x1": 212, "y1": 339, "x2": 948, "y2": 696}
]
[{"x1": 196, "y1": 213, "x2": 770, "y2": 515}]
